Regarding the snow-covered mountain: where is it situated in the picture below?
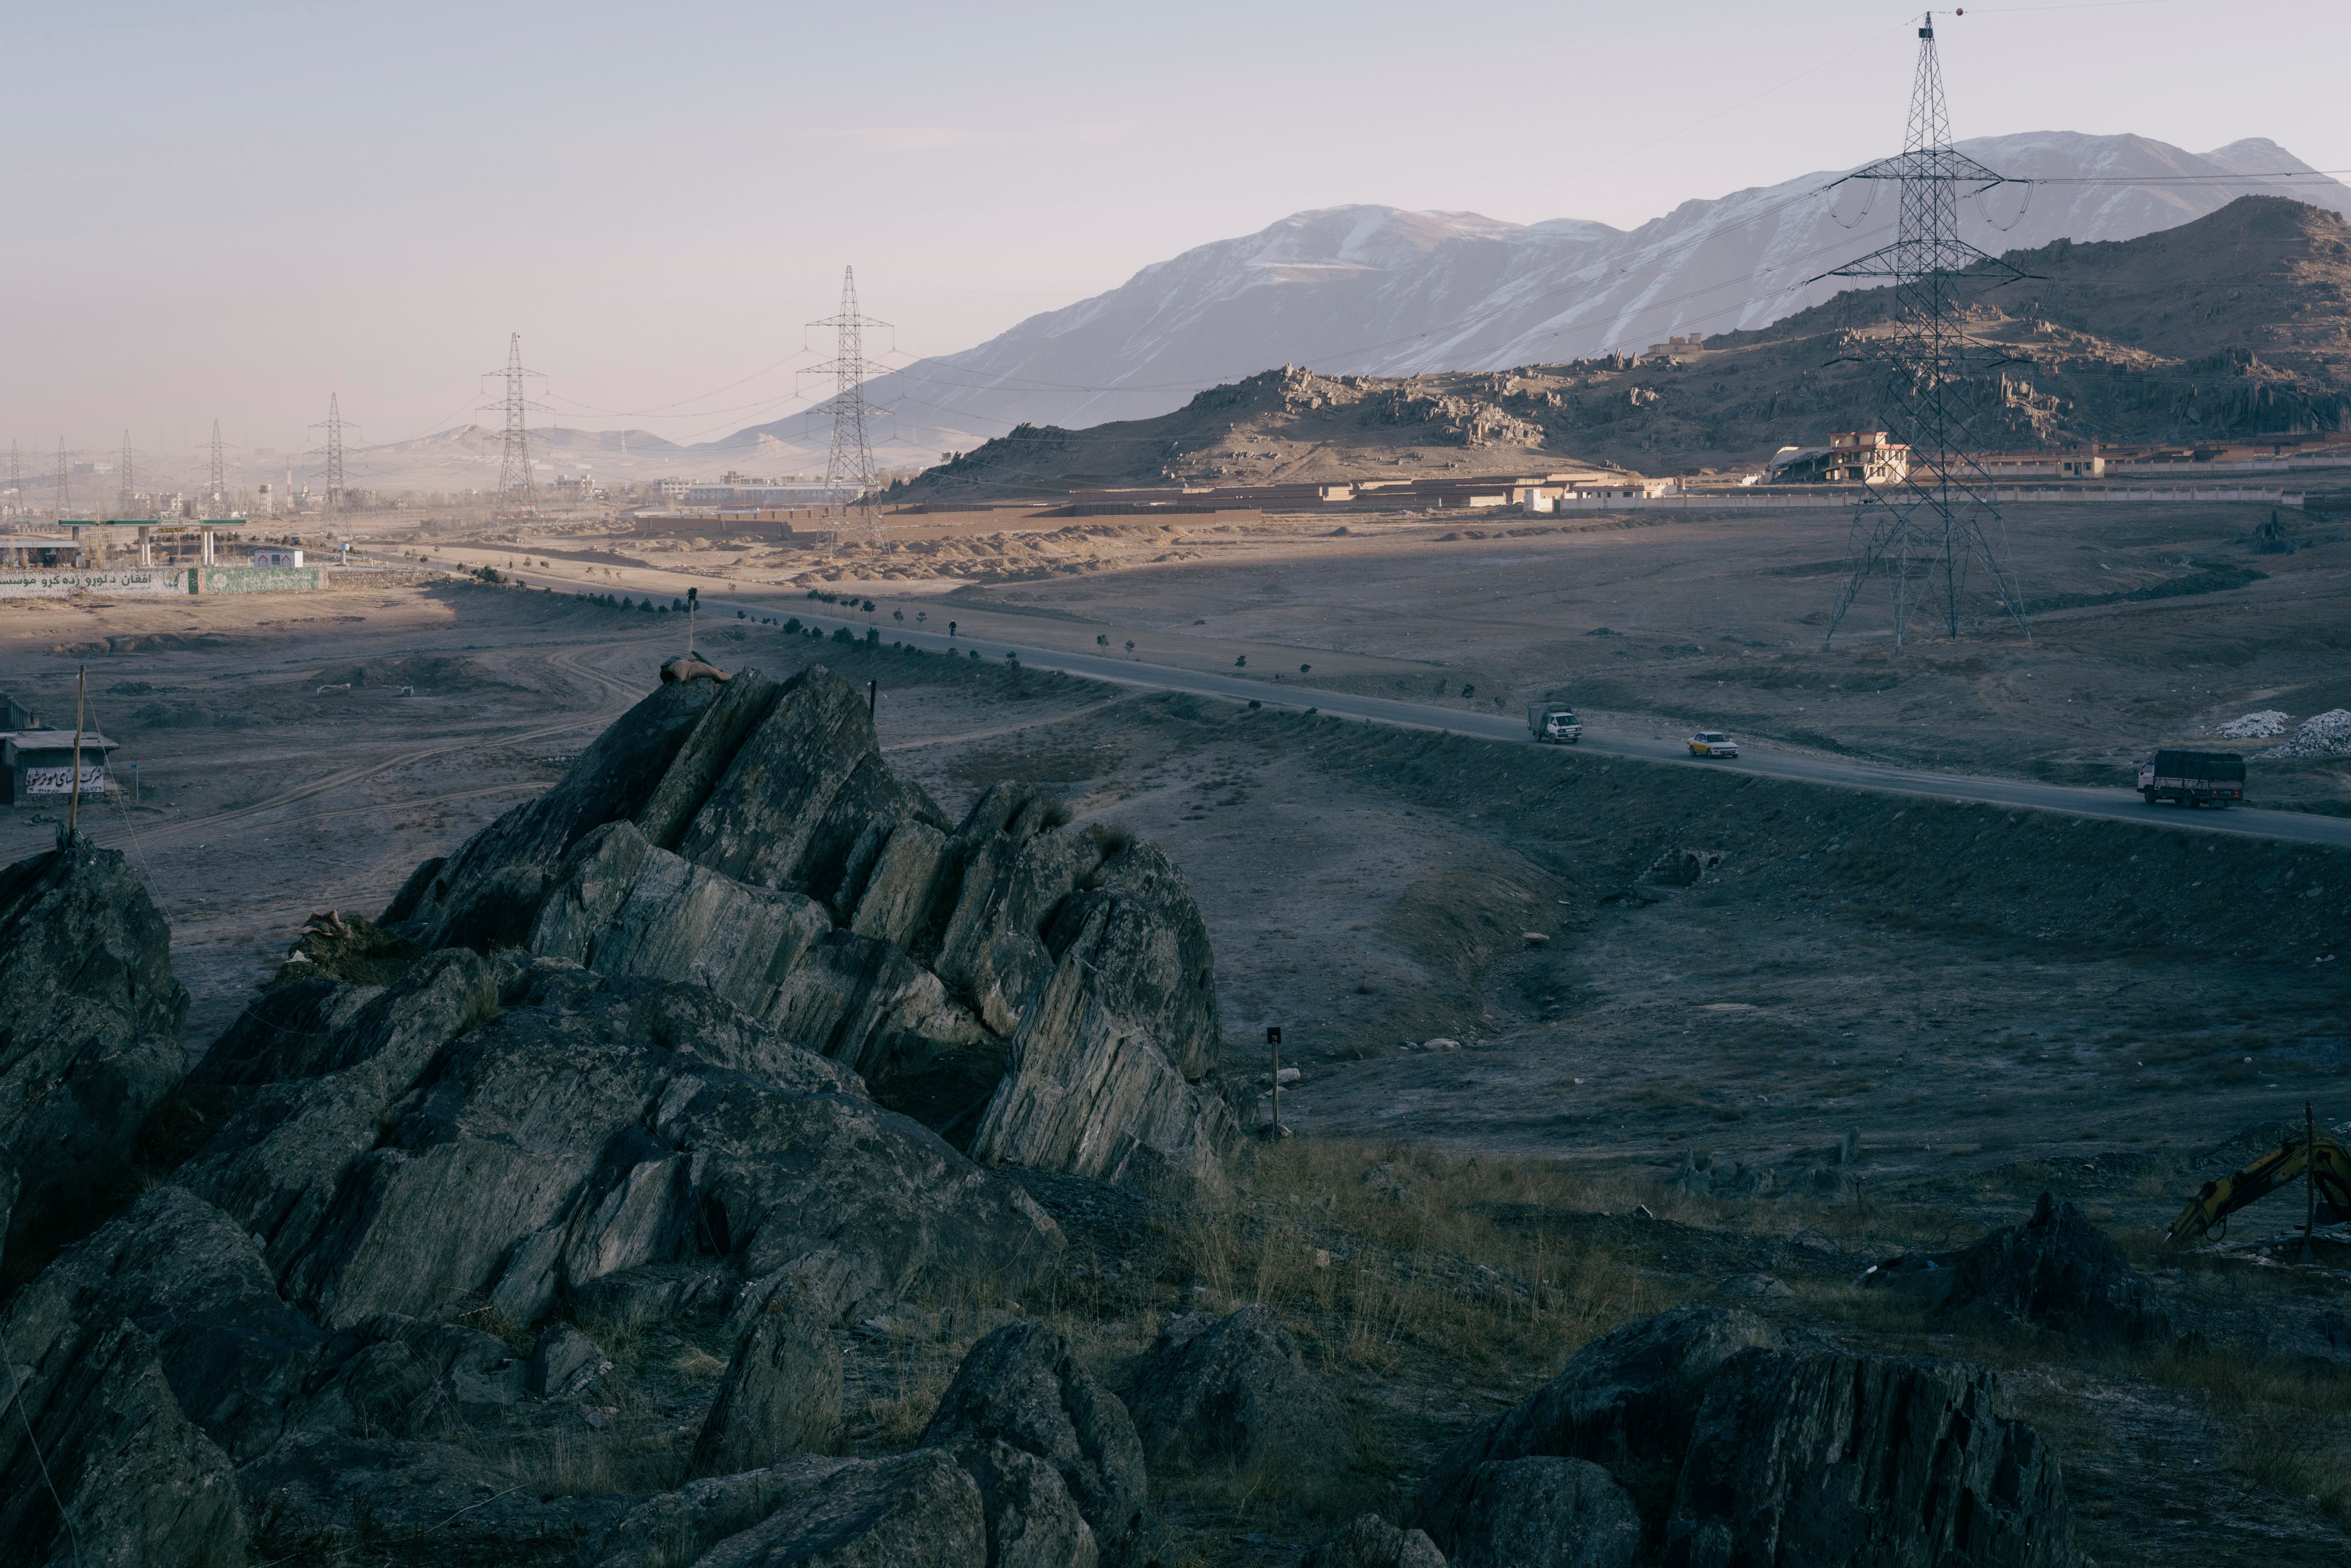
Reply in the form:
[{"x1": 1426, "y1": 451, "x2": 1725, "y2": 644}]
[{"x1": 769, "y1": 133, "x2": 2349, "y2": 450}]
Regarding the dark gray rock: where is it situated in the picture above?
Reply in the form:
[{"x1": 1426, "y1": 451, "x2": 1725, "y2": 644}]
[
  {"x1": 568, "y1": 1259, "x2": 738, "y2": 1327},
  {"x1": 920, "y1": 1322, "x2": 1146, "y2": 1561},
  {"x1": 662, "y1": 1066, "x2": 1061, "y2": 1328},
  {"x1": 1662, "y1": 1349, "x2": 2074, "y2": 1568},
  {"x1": 694, "y1": 1306, "x2": 844, "y2": 1475},
  {"x1": 1307, "y1": 1514, "x2": 1448, "y2": 1568},
  {"x1": 0, "y1": 1186, "x2": 327, "y2": 1466},
  {"x1": 582, "y1": 1457, "x2": 854, "y2": 1568},
  {"x1": 0, "y1": 1316, "x2": 249, "y2": 1568},
  {"x1": 1441, "y1": 1458, "x2": 1640, "y2": 1568},
  {"x1": 675, "y1": 667, "x2": 948, "y2": 905},
  {"x1": 955, "y1": 1437, "x2": 1099, "y2": 1568},
  {"x1": 1125, "y1": 1304, "x2": 1347, "y2": 1480},
  {"x1": 231, "y1": 970, "x2": 1051, "y2": 1332},
  {"x1": 0, "y1": 845, "x2": 189, "y2": 1273},
  {"x1": 691, "y1": 1448, "x2": 986, "y2": 1567},
  {"x1": 529, "y1": 1322, "x2": 611, "y2": 1398},
  {"x1": 969, "y1": 840, "x2": 1235, "y2": 1196},
  {"x1": 239, "y1": 1430, "x2": 629, "y2": 1568},
  {"x1": 392, "y1": 678, "x2": 722, "y2": 949},
  {"x1": 1934, "y1": 1192, "x2": 2172, "y2": 1345},
  {"x1": 1418, "y1": 1305, "x2": 1778, "y2": 1536},
  {"x1": 292, "y1": 1312, "x2": 524, "y2": 1437}
]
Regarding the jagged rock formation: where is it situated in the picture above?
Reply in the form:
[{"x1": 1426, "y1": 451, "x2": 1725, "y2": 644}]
[
  {"x1": 1933, "y1": 1192, "x2": 2175, "y2": 1346},
  {"x1": 384, "y1": 666, "x2": 1236, "y2": 1197},
  {"x1": 921, "y1": 1321, "x2": 1147, "y2": 1563},
  {"x1": 0, "y1": 845, "x2": 189, "y2": 1278},
  {"x1": 1420, "y1": 1305, "x2": 2074, "y2": 1568},
  {"x1": 1308, "y1": 1514, "x2": 1449, "y2": 1568}
]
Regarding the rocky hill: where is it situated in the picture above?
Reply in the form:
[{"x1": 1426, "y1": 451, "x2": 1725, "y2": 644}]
[
  {"x1": 900, "y1": 197, "x2": 2351, "y2": 501},
  {"x1": 804, "y1": 134, "x2": 2351, "y2": 449},
  {"x1": 0, "y1": 657, "x2": 2292, "y2": 1565}
]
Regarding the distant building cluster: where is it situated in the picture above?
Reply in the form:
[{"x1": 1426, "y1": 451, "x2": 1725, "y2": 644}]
[{"x1": 1767, "y1": 431, "x2": 1912, "y2": 486}]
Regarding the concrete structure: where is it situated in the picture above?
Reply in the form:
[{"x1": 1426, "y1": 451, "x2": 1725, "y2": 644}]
[
  {"x1": 2, "y1": 728, "x2": 118, "y2": 804},
  {"x1": 253, "y1": 548, "x2": 304, "y2": 567},
  {"x1": 1641, "y1": 332, "x2": 1705, "y2": 358},
  {"x1": 1768, "y1": 432, "x2": 1911, "y2": 486}
]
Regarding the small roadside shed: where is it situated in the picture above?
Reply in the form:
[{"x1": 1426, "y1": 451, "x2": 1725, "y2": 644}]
[{"x1": 2, "y1": 729, "x2": 120, "y2": 804}]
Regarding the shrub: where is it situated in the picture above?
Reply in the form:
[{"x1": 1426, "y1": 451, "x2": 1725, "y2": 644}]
[
  {"x1": 831, "y1": 626, "x2": 854, "y2": 644},
  {"x1": 782, "y1": 617, "x2": 802, "y2": 635}
]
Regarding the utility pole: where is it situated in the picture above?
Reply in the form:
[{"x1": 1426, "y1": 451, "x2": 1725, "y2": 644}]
[
  {"x1": 483, "y1": 333, "x2": 547, "y2": 515},
  {"x1": 209, "y1": 419, "x2": 226, "y2": 514},
  {"x1": 1815, "y1": 9, "x2": 2031, "y2": 650},
  {"x1": 803, "y1": 268, "x2": 894, "y2": 548}
]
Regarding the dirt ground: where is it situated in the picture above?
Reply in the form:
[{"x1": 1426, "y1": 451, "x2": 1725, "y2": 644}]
[{"x1": 3, "y1": 509, "x2": 2348, "y2": 1561}]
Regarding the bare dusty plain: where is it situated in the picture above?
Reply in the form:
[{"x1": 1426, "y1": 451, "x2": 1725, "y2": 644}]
[{"x1": 5, "y1": 494, "x2": 2350, "y2": 1563}]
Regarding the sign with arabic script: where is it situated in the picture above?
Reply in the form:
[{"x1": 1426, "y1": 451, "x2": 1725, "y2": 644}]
[{"x1": 23, "y1": 766, "x2": 108, "y2": 794}]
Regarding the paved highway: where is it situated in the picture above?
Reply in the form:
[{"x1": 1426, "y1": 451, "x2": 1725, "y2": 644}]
[{"x1": 653, "y1": 591, "x2": 2351, "y2": 853}]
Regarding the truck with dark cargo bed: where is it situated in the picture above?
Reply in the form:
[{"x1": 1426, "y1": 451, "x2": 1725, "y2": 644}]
[{"x1": 2138, "y1": 749, "x2": 2246, "y2": 809}]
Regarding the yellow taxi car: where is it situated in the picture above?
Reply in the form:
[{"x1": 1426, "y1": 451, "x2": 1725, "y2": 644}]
[{"x1": 1687, "y1": 731, "x2": 1739, "y2": 758}]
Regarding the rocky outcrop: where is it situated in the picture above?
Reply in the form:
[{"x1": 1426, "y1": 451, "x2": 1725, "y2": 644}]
[
  {"x1": 1441, "y1": 1458, "x2": 1640, "y2": 1568},
  {"x1": 1126, "y1": 1305, "x2": 1347, "y2": 1480},
  {"x1": 1308, "y1": 1514, "x2": 1449, "y2": 1568},
  {"x1": 1419, "y1": 1306, "x2": 2075, "y2": 1568},
  {"x1": 694, "y1": 1304, "x2": 845, "y2": 1475},
  {"x1": 0, "y1": 845, "x2": 189, "y2": 1275},
  {"x1": 956, "y1": 1437, "x2": 1100, "y2": 1568},
  {"x1": 692, "y1": 1449, "x2": 987, "y2": 1568},
  {"x1": 1663, "y1": 1350, "x2": 2074, "y2": 1568},
  {"x1": 385, "y1": 666, "x2": 1236, "y2": 1197},
  {"x1": 1420, "y1": 1305, "x2": 1777, "y2": 1534},
  {"x1": 921, "y1": 1322, "x2": 1147, "y2": 1562},
  {"x1": 214, "y1": 961, "x2": 1057, "y2": 1331},
  {"x1": 1933, "y1": 1192, "x2": 2173, "y2": 1346}
]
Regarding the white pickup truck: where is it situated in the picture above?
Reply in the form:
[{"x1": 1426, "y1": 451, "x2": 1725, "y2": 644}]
[{"x1": 1527, "y1": 704, "x2": 1583, "y2": 744}]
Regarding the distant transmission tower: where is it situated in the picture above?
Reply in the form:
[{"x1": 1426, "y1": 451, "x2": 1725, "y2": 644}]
[
  {"x1": 804, "y1": 268, "x2": 895, "y2": 547},
  {"x1": 309, "y1": 394, "x2": 354, "y2": 516},
  {"x1": 208, "y1": 419, "x2": 226, "y2": 514},
  {"x1": 1815, "y1": 10, "x2": 2032, "y2": 650},
  {"x1": 118, "y1": 430, "x2": 135, "y2": 516},
  {"x1": 54, "y1": 438, "x2": 70, "y2": 519},
  {"x1": 483, "y1": 333, "x2": 548, "y2": 514},
  {"x1": 8, "y1": 439, "x2": 21, "y2": 512}
]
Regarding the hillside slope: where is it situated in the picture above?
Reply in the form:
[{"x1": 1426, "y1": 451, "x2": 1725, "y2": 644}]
[
  {"x1": 802, "y1": 134, "x2": 2351, "y2": 450},
  {"x1": 900, "y1": 197, "x2": 2351, "y2": 501}
]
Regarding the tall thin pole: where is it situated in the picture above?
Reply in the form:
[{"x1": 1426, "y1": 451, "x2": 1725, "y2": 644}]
[
  {"x1": 66, "y1": 665, "x2": 86, "y2": 848},
  {"x1": 54, "y1": 438, "x2": 70, "y2": 520},
  {"x1": 118, "y1": 430, "x2": 135, "y2": 517},
  {"x1": 209, "y1": 419, "x2": 226, "y2": 513}
]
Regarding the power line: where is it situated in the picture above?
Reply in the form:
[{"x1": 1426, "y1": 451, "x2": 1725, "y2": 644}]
[{"x1": 1819, "y1": 10, "x2": 2030, "y2": 652}]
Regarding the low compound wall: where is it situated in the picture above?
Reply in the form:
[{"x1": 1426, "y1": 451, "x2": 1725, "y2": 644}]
[
  {"x1": 0, "y1": 566, "x2": 331, "y2": 598},
  {"x1": 0, "y1": 567, "x2": 192, "y2": 598},
  {"x1": 196, "y1": 566, "x2": 328, "y2": 593}
]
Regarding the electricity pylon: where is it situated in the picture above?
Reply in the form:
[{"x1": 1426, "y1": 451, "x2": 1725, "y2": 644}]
[
  {"x1": 1815, "y1": 10, "x2": 2032, "y2": 649},
  {"x1": 309, "y1": 395, "x2": 355, "y2": 516},
  {"x1": 208, "y1": 420, "x2": 227, "y2": 514},
  {"x1": 118, "y1": 430, "x2": 135, "y2": 516},
  {"x1": 483, "y1": 333, "x2": 548, "y2": 514},
  {"x1": 803, "y1": 268, "x2": 894, "y2": 547},
  {"x1": 54, "y1": 439, "x2": 70, "y2": 519}
]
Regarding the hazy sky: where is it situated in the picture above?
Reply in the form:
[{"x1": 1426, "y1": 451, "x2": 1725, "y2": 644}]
[{"x1": 7, "y1": 0, "x2": 2345, "y2": 477}]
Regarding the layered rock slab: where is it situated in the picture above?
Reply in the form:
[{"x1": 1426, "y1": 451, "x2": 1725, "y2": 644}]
[
  {"x1": 389, "y1": 665, "x2": 1237, "y2": 1196},
  {"x1": 0, "y1": 845, "x2": 190, "y2": 1274}
]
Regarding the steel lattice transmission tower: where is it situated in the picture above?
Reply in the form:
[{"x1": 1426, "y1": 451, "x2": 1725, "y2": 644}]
[
  {"x1": 208, "y1": 420, "x2": 227, "y2": 514},
  {"x1": 1815, "y1": 11, "x2": 2033, "y2": 650},
  {"x1": 118, "y1": 430, "x2": 135, "y2": 517},
  {"x1": 54, "y1": 439, "x2": 71, "y2": 520},
  {"x1": 483, "y1": 333, "x2": 548, "y2": 514},
  {"x1": 309, "y1": 394, "x2": 353, "y2": 515},
  {"x1": 804, "y1": 268, "x2": 896, "y2": 547}
]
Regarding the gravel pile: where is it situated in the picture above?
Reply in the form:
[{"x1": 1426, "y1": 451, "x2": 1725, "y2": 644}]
[
  {"x1": 2258, "y1": 708, "x2": 2351, "y2": 759},
  {"x1": 2214, "y1": 709, "x2": 2289, "y2": 739}
]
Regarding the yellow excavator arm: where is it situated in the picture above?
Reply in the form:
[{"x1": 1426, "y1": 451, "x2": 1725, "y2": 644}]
[{"x1": 2166, "y1": 1134, "x2": 2351, "y2": 1246}]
